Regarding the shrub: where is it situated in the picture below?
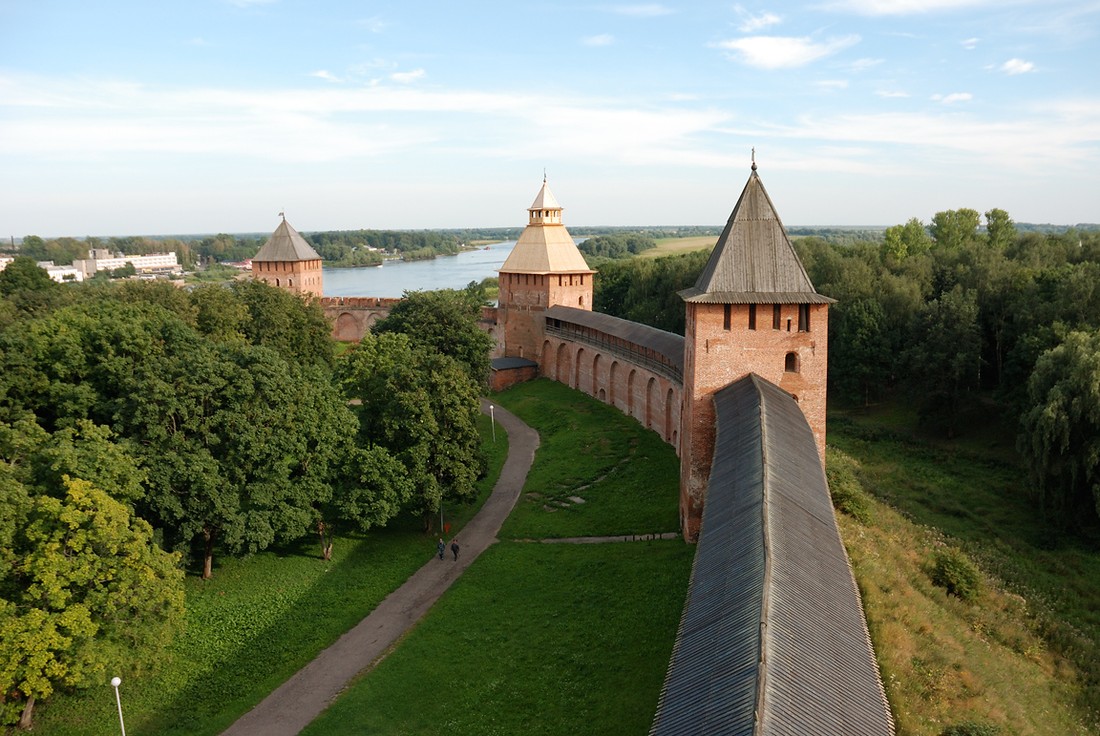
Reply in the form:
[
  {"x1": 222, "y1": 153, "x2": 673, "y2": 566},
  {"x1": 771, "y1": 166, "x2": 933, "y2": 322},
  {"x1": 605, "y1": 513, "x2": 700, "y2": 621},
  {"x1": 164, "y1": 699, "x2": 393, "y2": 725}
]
[
  {"x1": 941, "y1": 721, "x2": 1001, "y2": 736},
  {"x1": 825, "y1": 448, "x2": 873, "y2": 524},
  {"x1": 931, "y1": 547, "x2": 982, "y2": 601}
]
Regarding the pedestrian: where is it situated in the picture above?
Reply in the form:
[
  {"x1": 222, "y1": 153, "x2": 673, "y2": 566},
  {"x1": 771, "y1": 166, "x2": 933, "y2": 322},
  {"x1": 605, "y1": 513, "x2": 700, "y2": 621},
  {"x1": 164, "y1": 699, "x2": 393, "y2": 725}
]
[
  {"x1": 451, "y1": 538, "x2": 460, "y2": 561},
  {"x1": 437, "y1": 537, "x2": 445, "y2": 560}
]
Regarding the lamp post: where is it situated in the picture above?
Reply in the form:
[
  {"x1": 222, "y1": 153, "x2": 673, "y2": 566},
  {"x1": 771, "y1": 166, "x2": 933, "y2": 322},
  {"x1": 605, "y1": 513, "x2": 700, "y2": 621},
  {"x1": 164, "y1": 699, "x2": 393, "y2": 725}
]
[
  {"x1": 110, "y1": 677, "x2": 126, "y2": 736},
  {"x1": 489, "y1": 404, "x2": 496, "y2": 442}
]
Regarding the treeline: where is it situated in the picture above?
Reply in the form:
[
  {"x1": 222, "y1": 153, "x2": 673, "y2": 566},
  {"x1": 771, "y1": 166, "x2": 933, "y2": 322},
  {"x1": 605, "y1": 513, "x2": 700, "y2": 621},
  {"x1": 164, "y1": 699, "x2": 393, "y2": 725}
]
[
  {"x1": 0, "y1": 260, "x2": 493, "y2": 728},
  {"x1": 578, "y1": 233, "x2": 657, "y2": 260},
  {"x1": 594, "y1": 208, "x2": 1100, "y2": 529}
]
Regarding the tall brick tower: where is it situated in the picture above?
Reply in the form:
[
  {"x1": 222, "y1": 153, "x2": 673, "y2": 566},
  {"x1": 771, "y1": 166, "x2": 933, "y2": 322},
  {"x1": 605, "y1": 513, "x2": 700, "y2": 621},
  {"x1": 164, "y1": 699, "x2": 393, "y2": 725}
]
[
  {"x1": 252, "y1": 215, "x2": 324, "y2": 298},
  {"x1": 677, "y1": 162, "x2": 834, "y2": 540},
  {"x1": 497, "y1": 177, "x2": 595, "y2": 359}
]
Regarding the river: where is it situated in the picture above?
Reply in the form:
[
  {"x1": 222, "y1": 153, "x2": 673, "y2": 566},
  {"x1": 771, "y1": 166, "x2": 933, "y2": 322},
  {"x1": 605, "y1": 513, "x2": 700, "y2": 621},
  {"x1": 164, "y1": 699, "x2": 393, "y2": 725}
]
[{"x1": 322, "y1": 241, "x2": 516, "y2": 298}]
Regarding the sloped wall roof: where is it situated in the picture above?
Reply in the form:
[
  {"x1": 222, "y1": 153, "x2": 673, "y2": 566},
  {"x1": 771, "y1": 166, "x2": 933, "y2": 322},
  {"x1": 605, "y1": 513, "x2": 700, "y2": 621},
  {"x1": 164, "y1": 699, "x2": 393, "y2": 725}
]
[{"x1": 651, "y1": 374, "x2": 893, "y2": 736}]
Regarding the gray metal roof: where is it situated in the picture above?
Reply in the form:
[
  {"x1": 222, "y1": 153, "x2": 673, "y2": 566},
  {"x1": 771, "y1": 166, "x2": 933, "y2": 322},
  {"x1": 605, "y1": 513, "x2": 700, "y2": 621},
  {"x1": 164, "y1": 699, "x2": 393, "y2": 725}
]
[
  {"x1": 545, "y1": 305, "x2": 684, "y2": 375},
  {"x1": 680, "y1": 169, "x2": 832, "y2": 305},
  {"x1": 491, "y1": 356, "x2": 539, "y2": 370},
  {"x1": 651, "y1": 374, "x2": 893, "y2": 736},
  {"x1": 253, "y1": 218, "x2": 322, "y2": 262}
]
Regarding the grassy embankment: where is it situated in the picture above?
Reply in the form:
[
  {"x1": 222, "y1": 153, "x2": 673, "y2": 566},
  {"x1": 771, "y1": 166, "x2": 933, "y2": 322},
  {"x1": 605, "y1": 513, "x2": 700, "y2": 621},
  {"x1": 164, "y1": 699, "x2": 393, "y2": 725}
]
[
  {"x1": 301, "y1": 379, "x2": 693, "y2": 736},
  {"x1": 29, "y1": 415, "x2": 509, "y2": 736},
  {"x1": 831, "y1": 402, "x2": 1100, "y2": 735}
]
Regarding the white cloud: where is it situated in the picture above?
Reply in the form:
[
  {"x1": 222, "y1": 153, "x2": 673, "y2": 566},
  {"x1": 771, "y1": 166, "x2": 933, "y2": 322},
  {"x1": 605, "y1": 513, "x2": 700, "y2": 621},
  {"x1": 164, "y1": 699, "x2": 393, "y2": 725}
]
[
  {"x1": 717, "y1": 35, "x2": 861, "y2": 69},
  {"x1": 848, "y1": 57, "x2": 883, "y2": 72},
  {"x1": 390, "y1": 69, "x2": 426, "y2": 84},
  {"x1": 583, "y1": 34, "x2": 615, "y2": 47},
  {"x1": 611, "y1": 4, "x2": 674, "y2": 17},
  {"x1": 357, "y1": 16, "x2": 388, "y2": 33},
  {"x1": 820, "y1": 0, "x2": 996, "y2": 15},
  {"x1": 188, "y1": 37, "x2": 209, "y2": 46},
  {"x1": 224, "y1": 0, "x2": 277, "y2": 7},
  {"x1": 932, "y1": 92, "x2": 973, "y2": 104},
  {"x1": 962, "y1": 37, "x2": 980, "y2": 50},
  {"x1": 310, "y1": 70, "x2": 341, "y2": 83},
  {"x1": 817, "y1": 79, "x2": 849, "y2": 90},
  {"x1": 876, "y1": 89, "x2": 910, "y2": 98},
  {"x1": 1001, "y1": 58, "x2": 1036, "y2": 75},
  {"x1": 737, "y1": 11, "x2": 782, "y2": 33}
]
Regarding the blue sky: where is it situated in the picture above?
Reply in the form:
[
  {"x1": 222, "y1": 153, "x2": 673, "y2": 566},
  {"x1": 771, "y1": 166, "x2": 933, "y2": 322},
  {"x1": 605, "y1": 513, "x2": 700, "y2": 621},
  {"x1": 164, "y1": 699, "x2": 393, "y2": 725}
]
[{"x1": 1, "y1": 0, "x2": 1097, "y2": 237}]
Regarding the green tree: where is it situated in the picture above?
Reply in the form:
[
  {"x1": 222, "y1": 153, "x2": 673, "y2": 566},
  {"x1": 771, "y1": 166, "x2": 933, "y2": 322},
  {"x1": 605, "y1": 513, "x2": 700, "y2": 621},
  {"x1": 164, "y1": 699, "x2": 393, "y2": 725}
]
[
  {"x1": 0, "y1": 478, "x2": 184, "y2": 729},
  {"x1": 1019, "y1": 330, "x2": 1100, "y2": 525},
  {"x1": 126, "y1": 343, "x2": 354, "y2": 578},
  {"x1": 339, "y1": 333, "x2": 483, "y2": 532},
  {"x1": 905, "y1": 285, "x2": 981, "y2": 436},
  {"x1": 882, "y1": 217, "x2": 932, "y2": 261},
  {"x1": 984, "y1": 208, "x2": 1016, "y2": 250},
  {"x1": 372, "y1": 287, "x2": 494, "y2": 384},
  {"x1": 930, "y1": 208, "x2": 981, "y2": 250}
]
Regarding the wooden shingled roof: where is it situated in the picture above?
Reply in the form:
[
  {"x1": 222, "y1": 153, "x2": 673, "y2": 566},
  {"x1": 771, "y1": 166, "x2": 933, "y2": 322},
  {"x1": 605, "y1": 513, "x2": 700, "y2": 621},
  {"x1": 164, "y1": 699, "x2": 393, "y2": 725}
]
[
  {"x1": 253, "y1": 218, "x2": 322, "y2": 262},
  {"x1": 650, "y1": 374, "x2": 893, "y2": 736},
  {"x1": 679, "y1": 167, "x2": 834, "y2": 305}
]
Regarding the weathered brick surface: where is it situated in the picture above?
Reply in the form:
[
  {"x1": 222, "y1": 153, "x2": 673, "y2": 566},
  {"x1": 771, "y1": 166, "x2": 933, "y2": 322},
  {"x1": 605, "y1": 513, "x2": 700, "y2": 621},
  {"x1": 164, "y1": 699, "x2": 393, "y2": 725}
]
[
  {"x1": 498, "y1": 272, "x2": 591, "y2": 359},
  {"x1": 252, "y1": 258, "x2": 324, "y2": 297}
]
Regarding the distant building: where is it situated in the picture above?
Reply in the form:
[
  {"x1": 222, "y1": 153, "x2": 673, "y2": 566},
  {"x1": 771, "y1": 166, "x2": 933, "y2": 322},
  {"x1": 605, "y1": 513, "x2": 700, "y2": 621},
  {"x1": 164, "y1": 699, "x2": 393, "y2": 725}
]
[
  {"x1": 73, "y1": 250, "x2": 181, "y2": 278},
  {"x1": 0, "y1": 256, "x2": 84, "y2": 283},
  {"x1": 251, "y1": 216, "x2": 323, "y2": 297}
]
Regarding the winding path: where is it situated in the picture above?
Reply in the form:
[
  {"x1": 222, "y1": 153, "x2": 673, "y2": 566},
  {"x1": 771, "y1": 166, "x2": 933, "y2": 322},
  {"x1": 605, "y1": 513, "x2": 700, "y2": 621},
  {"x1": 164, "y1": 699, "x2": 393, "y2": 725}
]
[{"x1": 221, "y1": 400, "x2": 539, "y2": 736}]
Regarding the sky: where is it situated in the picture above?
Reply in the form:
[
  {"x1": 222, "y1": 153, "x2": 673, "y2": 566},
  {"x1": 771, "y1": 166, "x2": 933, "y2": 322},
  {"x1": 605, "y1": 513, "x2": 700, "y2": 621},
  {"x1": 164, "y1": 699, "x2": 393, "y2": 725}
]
[{"x1": 1, "y1": 0, "x2": 1097, "y2": 238}]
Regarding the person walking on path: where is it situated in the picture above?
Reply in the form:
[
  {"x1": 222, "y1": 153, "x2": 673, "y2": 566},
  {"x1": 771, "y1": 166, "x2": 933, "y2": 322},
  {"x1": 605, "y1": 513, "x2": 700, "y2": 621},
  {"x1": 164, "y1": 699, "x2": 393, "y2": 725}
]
[
  {"x1": 451, "y1": 538, "x2": 460, "y2": 561},
  {"x1": 437, "y1": 538, "x2": 446, "y2": 560}
]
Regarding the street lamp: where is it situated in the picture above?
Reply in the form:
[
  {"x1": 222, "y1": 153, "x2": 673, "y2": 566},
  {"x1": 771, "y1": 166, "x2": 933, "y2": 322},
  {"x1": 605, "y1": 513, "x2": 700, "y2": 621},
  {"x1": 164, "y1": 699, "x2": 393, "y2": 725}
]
[
  {"x1": 489, "y1": 404, "x2": 496, "y2": 442},
  {"x1": 110, "y1": 677, "x2": 126, "y2": 736}
]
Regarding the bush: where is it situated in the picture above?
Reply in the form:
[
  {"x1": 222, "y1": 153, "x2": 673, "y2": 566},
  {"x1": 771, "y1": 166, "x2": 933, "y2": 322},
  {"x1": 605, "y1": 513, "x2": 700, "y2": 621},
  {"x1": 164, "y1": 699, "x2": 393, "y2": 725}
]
[
  {"x1": 931, "y1": 547, "x2": 982, "y2": 601},
  {"x1": 825, "y1": 448, "x2": 873, "y2": 524},
  {"x1": 941, "y1": 721, "x2": 1001, "y2": 736}
]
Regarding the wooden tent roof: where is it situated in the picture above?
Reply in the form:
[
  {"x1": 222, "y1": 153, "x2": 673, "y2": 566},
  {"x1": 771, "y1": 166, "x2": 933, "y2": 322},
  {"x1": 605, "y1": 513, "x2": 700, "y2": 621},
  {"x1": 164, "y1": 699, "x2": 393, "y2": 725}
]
[
  {"x1": 253, "y1": 218, "x2": 322, "y2": 262},
  {"x1": 679, "y1": 168, "x2": 833, "y2": 305}
]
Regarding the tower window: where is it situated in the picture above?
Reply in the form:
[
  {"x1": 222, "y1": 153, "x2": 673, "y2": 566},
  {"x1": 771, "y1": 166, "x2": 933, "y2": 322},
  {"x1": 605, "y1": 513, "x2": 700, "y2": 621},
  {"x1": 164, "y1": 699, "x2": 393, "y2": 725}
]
[
  {"x1": 773, "y1": 305, "x2": 782, "y2": 330},
  {"x1": 748, "y1": 304, "x2": 756, "y2": 330},
  {"x1": 798, "y1": 304, "x2": 810, "y2": 332},
  {"x1": 785, "y1": 352, "x2": 800, "y2": 372},
  {"x1": 723, "y1": 304, "x2": 731, "y2": 330}
]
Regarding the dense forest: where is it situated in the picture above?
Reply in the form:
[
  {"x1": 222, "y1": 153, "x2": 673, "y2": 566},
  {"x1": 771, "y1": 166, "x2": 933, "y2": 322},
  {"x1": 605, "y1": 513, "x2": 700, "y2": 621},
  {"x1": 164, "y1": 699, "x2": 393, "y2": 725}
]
[
  {"x1": 593, "y1": 209, "x2": 1100, "y2": 531},
  {"x1": 0, "y1": 264, "x2": 492, "y2": 728}
]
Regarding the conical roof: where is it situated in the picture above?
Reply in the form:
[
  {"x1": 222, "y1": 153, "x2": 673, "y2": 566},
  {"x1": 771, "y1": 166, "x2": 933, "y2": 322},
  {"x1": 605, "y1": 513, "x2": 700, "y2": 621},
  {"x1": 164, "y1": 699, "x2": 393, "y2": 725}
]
[
  {"x1": 253, "y1": 218, "x2": 322, "y2": 262},
  {"x1": 500, "y1": 180, "x2": 593, "y2": 274},
  {"x1": 679, "y1": 168, "x2": 833, "y2": 304}
]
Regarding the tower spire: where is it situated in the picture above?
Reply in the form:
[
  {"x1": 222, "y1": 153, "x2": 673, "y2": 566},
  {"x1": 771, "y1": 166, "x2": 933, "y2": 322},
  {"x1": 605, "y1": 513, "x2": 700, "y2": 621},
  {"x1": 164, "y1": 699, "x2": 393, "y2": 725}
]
[{"x1": 751, "y1": 147, "x2": 757, "y2": 172}]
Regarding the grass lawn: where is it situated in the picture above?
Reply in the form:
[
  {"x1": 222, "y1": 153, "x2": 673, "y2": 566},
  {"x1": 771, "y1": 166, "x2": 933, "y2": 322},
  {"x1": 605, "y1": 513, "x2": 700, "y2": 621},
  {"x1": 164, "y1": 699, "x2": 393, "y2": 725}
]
[
  {"x1": 300, "y1": 379, "x2": 692, "y2": 735},
  {"x1": 638, "y1": 235, "x2": 716, "y2": 259},
  {"x1": 301, "y1": 541, "x2": 694, "y2": 736},
  {"x1": 29, "y1": 413, "x2": 507, "y2": 736},
  {"x1": 495, "y1": 379, "x2": 681, "y2": 539},
  {"x1": 830, "y1": 406, "x2": 1100, "y2": 735}
]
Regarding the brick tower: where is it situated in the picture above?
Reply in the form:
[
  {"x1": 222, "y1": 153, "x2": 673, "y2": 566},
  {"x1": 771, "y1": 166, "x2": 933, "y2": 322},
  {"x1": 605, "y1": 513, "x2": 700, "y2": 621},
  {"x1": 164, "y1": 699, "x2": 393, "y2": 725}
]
[
  {"x1": 497, "y1": 177, "x2": 595, "y2": 360},
  {"x1": 252, "y1": 215, "x2": 324, "y2": 298},
  {"x1": 677, "y1": 163, "x2": 834, "y2": 540}
]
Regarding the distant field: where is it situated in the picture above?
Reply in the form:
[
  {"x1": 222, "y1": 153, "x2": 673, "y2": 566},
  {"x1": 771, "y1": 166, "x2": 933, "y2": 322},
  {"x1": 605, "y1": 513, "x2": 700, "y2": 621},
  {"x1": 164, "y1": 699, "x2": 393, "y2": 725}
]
[{"x1": 639, "y1": 235, "x2": 716, "y2": 258}]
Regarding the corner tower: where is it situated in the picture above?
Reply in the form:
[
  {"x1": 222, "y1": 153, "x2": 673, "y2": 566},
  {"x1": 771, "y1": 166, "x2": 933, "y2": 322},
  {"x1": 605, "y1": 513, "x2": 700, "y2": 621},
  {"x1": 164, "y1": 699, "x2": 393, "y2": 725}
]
[
  {"x1": 677, "y1": 163, "x2": 834, "y2": 540},
  {"x1": 497, "y1": 178, "x2": 595, "y2": 360},
  {"x1": 252, "y1": 215, "x2": 324, "y2": 298}
]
